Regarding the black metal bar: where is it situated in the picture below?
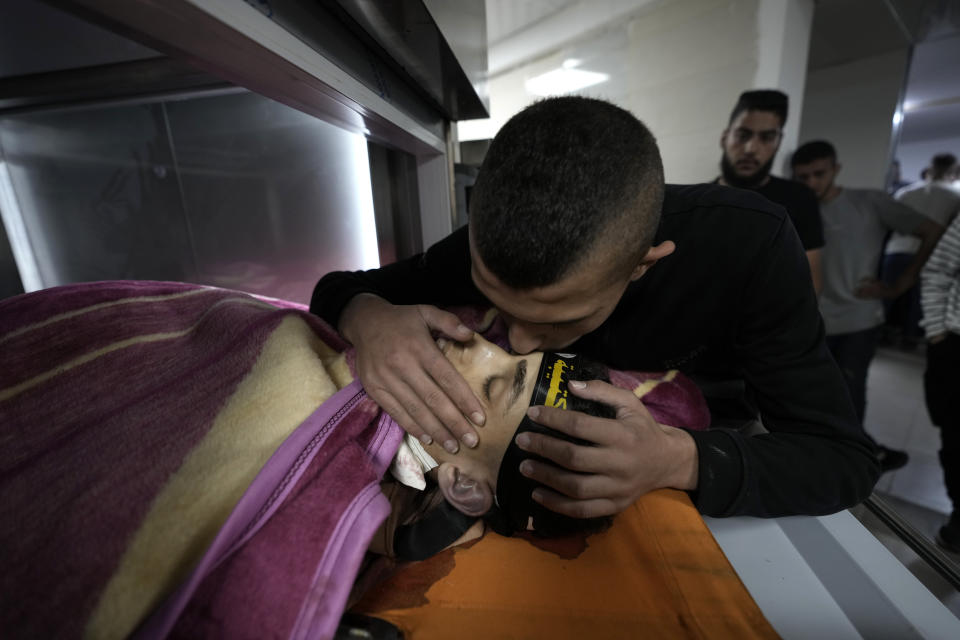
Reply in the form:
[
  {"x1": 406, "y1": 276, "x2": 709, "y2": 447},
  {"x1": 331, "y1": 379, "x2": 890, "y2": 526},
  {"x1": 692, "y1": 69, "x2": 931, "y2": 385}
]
[{"x1": 864, "y1": 493, "x2": 960, "y2": 591}]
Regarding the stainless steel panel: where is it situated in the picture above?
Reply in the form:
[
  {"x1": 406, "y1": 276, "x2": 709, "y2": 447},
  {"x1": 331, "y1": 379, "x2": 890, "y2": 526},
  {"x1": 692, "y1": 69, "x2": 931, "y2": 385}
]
[
  {"x1": 421, "y1": 0, "x2": 489, "y2": 115},
  {"x1": 0, "y1": 90, "x2": 382, "y2": 305},
  {"x1": 0, "y1": 0, "x2": 157, "y2": 79},
  {"x1": 219, "y1": 0, "x2": 448, "y2": 139},
  {"x1": 331, "y1": 0, "x2": 489, "y2": 119},
  {"x1": 0, "y1": 103, "x2": 195, "y2": 286},
  {"x1": 0, "y1": 57, "x2": 232, "y2": 114},
  {"x1": 45, "y1": 0, "x2": 453, "y2": 251},
  {"x1": 164, "y1": 91, "x2": 380, "y2": 303}
]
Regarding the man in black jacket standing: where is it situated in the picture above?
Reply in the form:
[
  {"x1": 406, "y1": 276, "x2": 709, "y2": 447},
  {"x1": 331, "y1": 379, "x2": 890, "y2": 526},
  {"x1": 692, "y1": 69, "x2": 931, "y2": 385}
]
[{"x1": 311, "y1": 96, "x2": 879, "y2": 519}]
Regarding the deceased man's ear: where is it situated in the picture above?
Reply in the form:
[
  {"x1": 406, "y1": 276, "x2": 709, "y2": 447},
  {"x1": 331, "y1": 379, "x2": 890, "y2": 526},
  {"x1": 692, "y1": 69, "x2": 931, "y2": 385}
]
[{"x1": 437, "y1": 462, "x2": 493, "y2": 517}]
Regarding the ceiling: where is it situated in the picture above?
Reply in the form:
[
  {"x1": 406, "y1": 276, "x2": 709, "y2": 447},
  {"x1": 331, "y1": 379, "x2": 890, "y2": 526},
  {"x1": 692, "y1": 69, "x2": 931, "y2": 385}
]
[
  {"x1": 806, "y1": 0, "x2": 911, "y2": 71},
  {"x1": 803, "y1": 0, "x2": 960, "y2": 70},
  {"x1": 482, "y1": 0, "x2": 960, "y2": 146},
  {"x1": 4, "y1": 0, "x2": 958, "y2": 146},
  {"x1": 803, "y1": 0, "x2": 960, "y2": 145},
  {"x1": 900, "y1": 31, "x2": 960, "y2": 144},
  {"x1": 486, "y1": 0, "x2": 573, "y2": 45},
  {"x1": 905, "y1": 29, "x2": 960, "y2": 107}
]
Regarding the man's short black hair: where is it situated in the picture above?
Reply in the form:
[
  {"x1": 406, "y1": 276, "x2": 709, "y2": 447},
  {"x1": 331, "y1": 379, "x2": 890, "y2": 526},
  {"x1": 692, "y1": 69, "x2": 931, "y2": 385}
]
[
  {"x1": 791, "y1": 140, "x2": 837, "y2": 167},
  {"x1": 470, "y1": 97, "x2": 664, "y2": 289},
  {"x1": 728, "y1": 89, "x2": 788, "y2": 127},
  {"x1": 931, "y1": 153, "x2": 957, "y2": 179}
]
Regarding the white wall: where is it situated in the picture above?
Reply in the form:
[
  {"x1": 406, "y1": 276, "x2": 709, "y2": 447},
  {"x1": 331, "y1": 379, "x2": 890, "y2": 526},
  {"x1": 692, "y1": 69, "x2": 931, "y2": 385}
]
[
  {"x1": 896, "y1": 136, "x2": 960, "y2": 185},
  {"x1": 798, "y1": 49, "x2": 909, "y2": 189},
  {"x1": 756, "y1": 0, "x2": 814, "y2": 171},
  {"x1": 459, "y1": 0, "x2": 814, "y2": 184},
  {"x1": 625, "y1": 0, "x2": 764, "y2": 183}
]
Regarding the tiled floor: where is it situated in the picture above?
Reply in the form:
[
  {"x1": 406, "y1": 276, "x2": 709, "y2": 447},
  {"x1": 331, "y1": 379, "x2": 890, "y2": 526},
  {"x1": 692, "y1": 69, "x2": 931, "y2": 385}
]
[{"x1": 864, "y1": 344, "x2": 954, "y2": 543}]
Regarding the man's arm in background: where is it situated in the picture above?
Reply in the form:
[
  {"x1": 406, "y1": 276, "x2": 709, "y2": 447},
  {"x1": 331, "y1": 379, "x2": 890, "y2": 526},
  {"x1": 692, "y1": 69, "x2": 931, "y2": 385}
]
[
  {"x1": 857, "y1": 195, "x2": 944, "y2": 299},
  {"x1": 806, "y1": 248, "x2": 823, "y2": 294}
]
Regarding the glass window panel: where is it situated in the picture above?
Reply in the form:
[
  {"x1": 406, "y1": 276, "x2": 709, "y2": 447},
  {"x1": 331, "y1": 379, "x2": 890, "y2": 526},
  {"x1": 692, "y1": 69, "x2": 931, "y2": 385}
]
[
  {"x1": 0, "y1": 104, "x2": 194, "y2": 286},
  {"x1": 0, "y1": 90, "x2": 382, "y2": 305},
  {"x1": 164, "y1": 91, "x2": 380, "y2": 303}
]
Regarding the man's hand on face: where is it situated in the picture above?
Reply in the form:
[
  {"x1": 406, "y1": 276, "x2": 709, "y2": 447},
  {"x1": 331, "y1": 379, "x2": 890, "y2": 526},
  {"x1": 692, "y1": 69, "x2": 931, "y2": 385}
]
[
  {"x1": 338, "y1": 294, "x2": 485, "y2": 453},
  {"x1": 512, "y1": 380, "x2": 699, "y2": 518}
]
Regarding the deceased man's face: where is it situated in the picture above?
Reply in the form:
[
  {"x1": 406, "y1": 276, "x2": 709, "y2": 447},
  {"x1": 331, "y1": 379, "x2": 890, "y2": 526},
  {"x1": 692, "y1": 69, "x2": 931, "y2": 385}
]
[{"x1": 425, "y1": 333, "x2": 544, "y2": 517}]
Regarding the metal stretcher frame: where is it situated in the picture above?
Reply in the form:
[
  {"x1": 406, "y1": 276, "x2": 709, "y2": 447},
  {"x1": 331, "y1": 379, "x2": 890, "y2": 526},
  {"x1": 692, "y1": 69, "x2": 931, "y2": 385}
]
[{"x1": 706, "y1": 496, "x2": 960, "y2": 639}]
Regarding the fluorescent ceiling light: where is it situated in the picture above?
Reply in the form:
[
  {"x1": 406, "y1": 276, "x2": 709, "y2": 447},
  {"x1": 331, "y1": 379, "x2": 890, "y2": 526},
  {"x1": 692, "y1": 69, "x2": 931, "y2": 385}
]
[{"x1": 525, "y1": 67, "x2": 609, "y2": 97}]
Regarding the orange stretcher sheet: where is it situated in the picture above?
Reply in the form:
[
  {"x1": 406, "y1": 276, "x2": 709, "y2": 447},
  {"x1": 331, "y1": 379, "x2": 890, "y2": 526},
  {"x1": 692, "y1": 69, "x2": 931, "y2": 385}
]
[{"x1": 353, "y1": 489, "x2": 779, "y2": 639}]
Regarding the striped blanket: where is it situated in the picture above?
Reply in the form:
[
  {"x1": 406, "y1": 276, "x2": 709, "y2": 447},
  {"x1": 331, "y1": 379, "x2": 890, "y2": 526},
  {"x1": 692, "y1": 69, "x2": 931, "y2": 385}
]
[
  {"x1": 1, "y1": 281, "x2": 402, "y2": 639},
  {"x1": 0, "y1": 281, "x2": 709, "y2": 640}
]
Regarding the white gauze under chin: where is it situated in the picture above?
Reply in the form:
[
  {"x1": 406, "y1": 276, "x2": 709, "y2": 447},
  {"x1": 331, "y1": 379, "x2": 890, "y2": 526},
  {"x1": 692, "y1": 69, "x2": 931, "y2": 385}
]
[{"x1": 389, "y1": 433, "x2": 439, "y2": 490}]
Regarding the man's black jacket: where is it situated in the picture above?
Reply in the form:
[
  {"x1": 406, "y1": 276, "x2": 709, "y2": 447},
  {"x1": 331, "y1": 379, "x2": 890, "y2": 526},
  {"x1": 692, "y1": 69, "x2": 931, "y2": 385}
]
[{"x1": 311, "y1": 183, "x2": 880, "y2": 518}]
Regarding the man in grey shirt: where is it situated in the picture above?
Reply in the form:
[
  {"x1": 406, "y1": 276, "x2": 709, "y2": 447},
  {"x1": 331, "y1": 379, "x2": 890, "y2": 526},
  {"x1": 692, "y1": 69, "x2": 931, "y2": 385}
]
[{"x1": 792, "y1": 141, "x2": 944, "y2": 472}]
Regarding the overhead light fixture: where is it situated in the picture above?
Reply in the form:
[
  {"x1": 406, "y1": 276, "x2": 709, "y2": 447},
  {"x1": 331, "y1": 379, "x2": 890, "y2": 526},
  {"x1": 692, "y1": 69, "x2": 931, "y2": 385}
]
[{"x1": 525, "y1": 59, "x2": 609, "y2": 97}]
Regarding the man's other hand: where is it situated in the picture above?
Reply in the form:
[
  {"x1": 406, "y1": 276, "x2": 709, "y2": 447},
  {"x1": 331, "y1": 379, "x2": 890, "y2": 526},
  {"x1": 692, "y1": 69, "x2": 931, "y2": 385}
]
[
  {"x1": 513, "y1": 379, "x2": 699, "y2": 518},
  {"x1": 854, "y1": 276, "x2": 901, "y2": 300},
  {"x1": 339, "y1": 294, "x2": 484, "y2": 453}
]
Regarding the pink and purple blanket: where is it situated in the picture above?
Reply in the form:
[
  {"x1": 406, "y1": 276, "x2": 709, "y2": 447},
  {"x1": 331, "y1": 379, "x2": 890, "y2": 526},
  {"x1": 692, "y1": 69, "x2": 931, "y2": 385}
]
[
  {"x1": 1, "y1": 281, "x2": 402, "y2": 639},
  {"x1": 0, "y1": 281, "x2": 708, "y2": 639}
]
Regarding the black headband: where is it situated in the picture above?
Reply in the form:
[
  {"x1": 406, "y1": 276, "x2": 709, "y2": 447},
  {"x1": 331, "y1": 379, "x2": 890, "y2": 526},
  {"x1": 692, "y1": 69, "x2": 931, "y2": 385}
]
[{"x1": 489, "y1": 352, "x2": 586, "y2": 535}]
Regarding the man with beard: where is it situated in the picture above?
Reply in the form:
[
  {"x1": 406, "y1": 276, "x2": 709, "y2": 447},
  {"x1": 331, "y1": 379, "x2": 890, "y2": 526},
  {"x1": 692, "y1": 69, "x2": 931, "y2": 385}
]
[{"x1": 717, "y1": 90, "x2": 824, "y2": 292}]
